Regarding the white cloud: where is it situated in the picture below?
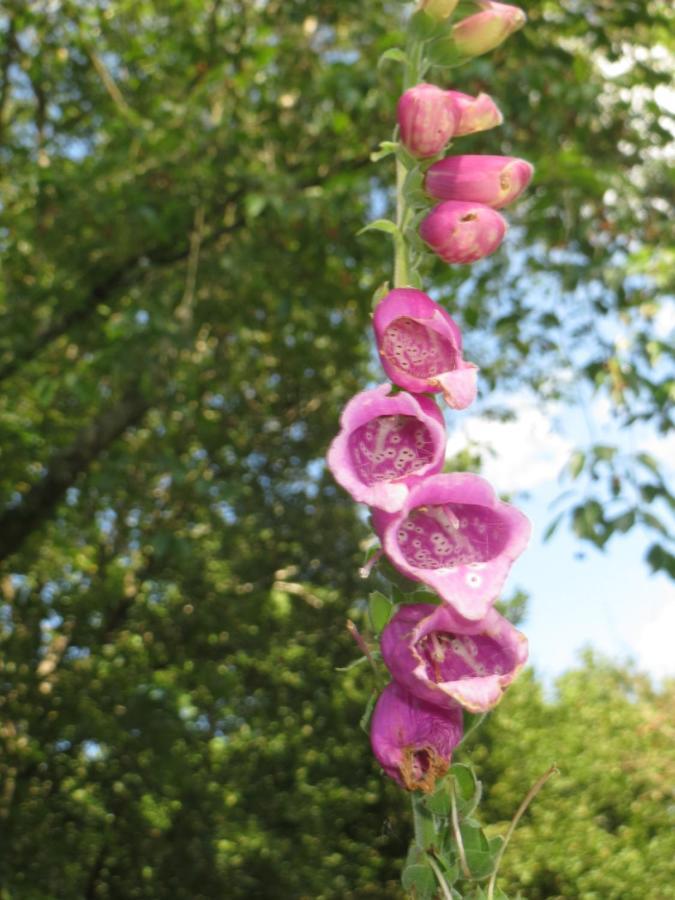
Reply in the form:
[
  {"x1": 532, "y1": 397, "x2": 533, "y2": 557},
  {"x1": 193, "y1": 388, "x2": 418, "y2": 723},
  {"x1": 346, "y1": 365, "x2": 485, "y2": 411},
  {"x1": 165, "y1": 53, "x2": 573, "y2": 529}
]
[
  {"x1": 445, "y1": 398, "x2": 572, "y2": 494},
  {"x1": 653, "y1": 299, "x2": 675, "y2": 340},
  {"x1": 633, "y1": 590, "x2": 675, "y2": 679}
]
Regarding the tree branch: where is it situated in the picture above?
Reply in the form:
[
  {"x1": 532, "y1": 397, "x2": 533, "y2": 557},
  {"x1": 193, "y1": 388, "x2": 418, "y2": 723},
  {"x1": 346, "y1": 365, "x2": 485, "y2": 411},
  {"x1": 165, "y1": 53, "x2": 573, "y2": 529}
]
[
  {"x1": 0, "y1": 209, "x2": 243, "y2": 384},
  {"x1": 0, "y1": 386, "x2": 151, "y2": 563},
  {"x1": 0, "y1": 7, "x2": 17, "y2": 148}
]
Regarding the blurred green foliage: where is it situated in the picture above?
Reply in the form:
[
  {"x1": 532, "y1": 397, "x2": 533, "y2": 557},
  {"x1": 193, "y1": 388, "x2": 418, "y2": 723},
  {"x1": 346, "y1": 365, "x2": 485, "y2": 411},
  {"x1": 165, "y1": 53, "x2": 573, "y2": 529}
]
[{"x1": 0, "y1": 1, "x2": 673, "y2": 897}]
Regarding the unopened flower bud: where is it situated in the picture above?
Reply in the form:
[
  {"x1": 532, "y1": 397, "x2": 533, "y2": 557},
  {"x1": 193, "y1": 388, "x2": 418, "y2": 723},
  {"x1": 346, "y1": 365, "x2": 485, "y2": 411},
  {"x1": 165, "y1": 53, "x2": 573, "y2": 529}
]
[
  {"x1": 426, "y1": 155, "x2": 534, "y2": 209},
  {"x1": 381, "y1": 604, "x2": 528, "y2": 713},
  {"x1": 373, "y1": 288, "x2": 478, "y2": 410},
  {"x1": 370, "y1": 681, "x2": 463, "y2": 792},
  {"x1": 397, "y1": 84, "x2": 458, "y2": 159},
  {"x1": 371, "y1": 473, "x2": 531, "y2": 621},
  {"x1": 419, "y1": 200, "x2": 507, "y2": 264},
  {"x1": 452, "y1": 2, "x2": 526, "y2": 58},
  {"x1": 417, "y1": 0, "x2": 460, "y2": 21},
  {"x1": 326, "y1": 384, "x2": 446, "y2": 513},
  {"x1": 449, "y1": 91, "x2": 503, "y2": 136}
]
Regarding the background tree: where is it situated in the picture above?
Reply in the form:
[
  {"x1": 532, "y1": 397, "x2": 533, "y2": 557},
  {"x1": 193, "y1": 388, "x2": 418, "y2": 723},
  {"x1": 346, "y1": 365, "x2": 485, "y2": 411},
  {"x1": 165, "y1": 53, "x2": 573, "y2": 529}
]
[{"x1": 0, "y1": 1, "x2": 673, "y2": 898}]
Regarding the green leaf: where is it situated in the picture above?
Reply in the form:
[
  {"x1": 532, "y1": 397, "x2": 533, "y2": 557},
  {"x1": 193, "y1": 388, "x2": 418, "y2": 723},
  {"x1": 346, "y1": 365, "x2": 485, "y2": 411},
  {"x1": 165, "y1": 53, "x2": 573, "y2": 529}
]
[
  {"x1": 245, "y1": 193, "x2": 267, "y2": 220},
  {"x1": 357, "y1": 218, "x2": 400, "y2": 237},
  {"x1": 368, "y1": 591, "x2": 394, "y2": 634},
  {"x1": 370, "y1": 141, "x2": 399, "y2": 162},
  {"x1": 636, "y1": 452, "x2": 661, "y2": 475},
  {"x1": 408, "y1": 10, "x2": 447, "y2": 41},
  {"x1": 359, "y1": 690, "x2": 377, "y2": 734},
  {"x1": 426, "y1": 779, "x2": 452, "y2": 816},
  {"x1": 412, "y1": 795, "x2": 438, "y2": 850},
  {"x1": 371, "y1": 281, "x2": 390, "y2": 309},
  {"x1": 426, "y1": 38, "x2": 464, "y2": 68},
  {"x1": 543, "y1": 511, "x2": 565, "y2": 542},
  {"x1": 568, "y1": 450, "x2": 586, "y2": 479},
  {"x1": 646, "y1": 544, "x2": 675, "y2": 578},
  {"x1": 610, "y1": 510, "x2": 635, "y2": 533},
  {"x1": 377, "y1": 47, "x2": 408, "y2": 68},
  {"x1": 459, "y1": 822, "x2": 495, "y2": 878},
  {"x1": 592, "y1": 444, "x2": 617, "y2": 462},
  {"x1": 450, "y1": 763, "x2": 482, "y2": 817},
  {"x1": 403, "y1": 165, "x2": 423, "y2": 196},
  {"x1": 402, "y1": 864, "x2": 436, "y2": 899},
  {"x1": 409, "y1": 589, "x2": 442, "y2": 606}
]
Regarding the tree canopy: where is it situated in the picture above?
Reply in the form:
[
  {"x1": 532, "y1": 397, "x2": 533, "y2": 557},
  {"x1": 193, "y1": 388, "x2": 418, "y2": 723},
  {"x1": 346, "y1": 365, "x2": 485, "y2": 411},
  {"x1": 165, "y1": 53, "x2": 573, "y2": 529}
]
[{"x1": 0, "y1": 1, "x2": 673, "y2": 898}]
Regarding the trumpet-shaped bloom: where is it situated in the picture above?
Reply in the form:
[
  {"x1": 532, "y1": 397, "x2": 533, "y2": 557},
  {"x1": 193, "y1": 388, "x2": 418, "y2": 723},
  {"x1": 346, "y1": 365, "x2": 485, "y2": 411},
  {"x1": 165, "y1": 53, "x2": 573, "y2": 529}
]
[
  {"x1": 381, "y1": 603, "x2": 528, "y2": 712},
  {"x1": 326, "y1": 384, "x2": 446, "y2": 513},
  {"x1": 450, "y1": 91, "x2": 503, "y2": 136},
  {"x1": 420, "y1": 200, "x2": 507, "y2": 264},
  {"x1": 426, "y1": 155, "x2": 533, "y2": 209},
  {"x1": 370, "y1": 681, "x2": 463, "y2": 792},
  {"x1": 452, "y1": 2, "x2": 526, "y2": 58},
  {"x1": 398, "y1": 84, "x2": 458, "y2": 159},
  {"x1": 373, "y1": 288, "x2": 478, "y2": 409},
  {"x1": 371, "y1": 473, "x2": 531, "y2": 621}
]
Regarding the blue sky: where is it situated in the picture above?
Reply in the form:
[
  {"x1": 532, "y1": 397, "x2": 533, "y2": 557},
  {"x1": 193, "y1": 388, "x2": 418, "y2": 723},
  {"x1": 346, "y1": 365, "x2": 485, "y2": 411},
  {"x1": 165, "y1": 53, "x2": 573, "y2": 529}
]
[{"x1": 443, "y1": 378, "x2": 675, "y2": 684}]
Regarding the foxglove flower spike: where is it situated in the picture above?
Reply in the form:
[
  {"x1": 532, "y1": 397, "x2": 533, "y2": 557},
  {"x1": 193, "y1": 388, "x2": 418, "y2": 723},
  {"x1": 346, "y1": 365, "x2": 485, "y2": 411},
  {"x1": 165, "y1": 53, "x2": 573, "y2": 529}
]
[
  {"x1": 373, "y1": 288, "x2": 478, "y2": 410},
  {"x1": 327, "y1": 384, "x2": 446, "y2": 513},
  {"x1": 371, "y1": 473, "x2": 531, "y2": 621},
  {"x1": 426, "y1": 155, "x2": 534, "y2": 210},
  {"x1": 420, "y1": 200, "x2": 507, "y2": 264},
  {"x1": 370, "y1": 681, "x2": 463, "y2": 792},
  {"x1": 381, "y1": 603, "x2": 528, "y2": 712},
  {"x1": 397, "y1": 84, "x2": 458, "y2": 159}
]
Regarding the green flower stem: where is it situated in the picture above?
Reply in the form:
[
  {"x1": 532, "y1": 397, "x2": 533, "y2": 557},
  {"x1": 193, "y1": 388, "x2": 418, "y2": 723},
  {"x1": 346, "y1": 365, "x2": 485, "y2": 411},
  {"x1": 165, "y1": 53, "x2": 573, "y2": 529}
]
[
  {"x1": 450, "y1": 779, "x2": 471, "y2": 880},
  {"x1": 486, "y1": 764, "x2": 559, "y2": 900},
  {"x1": 428, "y1": 853, "x2": 454, "y2": 900},
  {"x1": 394, "y1": 156, "x2": 410, "y2": 288},
  {"x1": 411, "y1": 792, "x2": 433, "y2": 849},
  {"x1": 393, "y1": 39, "x2": 425, "y2": 288}
]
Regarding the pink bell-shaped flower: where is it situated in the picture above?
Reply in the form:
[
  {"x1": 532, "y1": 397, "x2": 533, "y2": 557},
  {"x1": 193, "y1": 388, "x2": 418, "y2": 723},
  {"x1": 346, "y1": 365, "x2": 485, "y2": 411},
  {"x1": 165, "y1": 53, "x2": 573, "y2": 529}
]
[
  {"x1": 370, "y1": 681, "x2": 463, "y2": 792},
  {"x1": 371, "y1": 473, "x2": 531, "y2": 621},
  {"x1": 397, "y1": 83, "x2": 459, "y2": 159},
  {"x1": 420, "y1": 200, "x2": 507, "y2": 264},
  {"x1": 450, "y1": 91, "x2": 503, "y2": 136},
  {"x1": 426, "y1": 155, "x2": 534, "y2": 210},
  {"x1": 326, "y1": 384, "x2": 446, "y2": 513},
  {"x1": 381, "y1": 603, "x2": 528, "y2": 713},
  {"x1": 452, "y1": 2, "x2": 526, "y2": 59},
  {"x1": 373, "y1": 288, "x2": 478, "y2": 410}
]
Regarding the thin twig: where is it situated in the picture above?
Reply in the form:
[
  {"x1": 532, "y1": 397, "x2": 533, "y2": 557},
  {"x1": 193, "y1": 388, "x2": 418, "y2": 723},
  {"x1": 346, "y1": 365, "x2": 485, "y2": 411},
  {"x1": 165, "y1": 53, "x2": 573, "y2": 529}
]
[
  {"x1": 88, "y1": 49, "x2": 133, "y2": 117},
  {"x1": 346, "y1": 620, "x2": 381, "y2": 680},
  {"x1": 450, "y1": 779, "x2": 471, "y2": 880},
  {"x1": 458, "y1": 712, "x2": 486, "y2": 748},
  {"x1": 176, "y1": 206, "x2": 206, "y2": 324},
  {"x1": 487, "y1": 764, "x2": 559, "y2": 900},
  {"x1": 428, "y1": 853, "x2": 454, "y2": 900}
]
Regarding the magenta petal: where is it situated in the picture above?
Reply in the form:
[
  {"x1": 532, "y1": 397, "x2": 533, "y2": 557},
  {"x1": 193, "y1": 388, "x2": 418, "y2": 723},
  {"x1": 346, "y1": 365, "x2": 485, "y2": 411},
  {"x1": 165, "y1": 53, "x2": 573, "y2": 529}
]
[
  {"x1": 452, "y1": 2, "x2": 526, "y2": 58},
  {"x1": 381, "y1": 603, "x2": 528, "y2": 713},
  {"x1": 326, "y1": 384, "x2": 446, "y2": 513},
  {"x1": 397, "y1": 83, "x2": 458, "y2": 159},
  {"x1": 373, "y1": 288, "x2": 478, "y2": 408},
  {"x1": 435, "y1": 363, "x2": 478, "y2": 410},
  {"x1": 426, "y1": 155, "x2": 534, "y2": 210},
  {"x1": 370, "y1": 682, "x2": 463, "y2": 792},
  {"x1": 419, "y1": 201, "x2": 507, "y2": 265},
  {"x1": 371, "y1": 473, "x2": 531, "y2": 621},
  {"x1": 449, "y1": 91, "x2": 503, "y2": 136}
]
